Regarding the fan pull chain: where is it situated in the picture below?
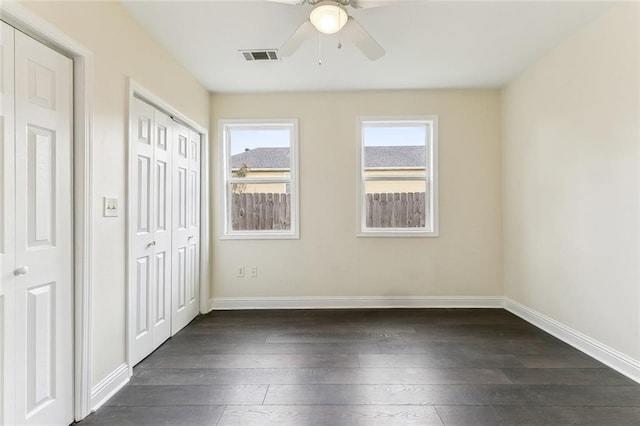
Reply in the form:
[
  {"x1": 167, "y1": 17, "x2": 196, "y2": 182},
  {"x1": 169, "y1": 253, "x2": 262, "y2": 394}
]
[{"x1": 318, "y1": 33, "x2": 322, "y2": 66}]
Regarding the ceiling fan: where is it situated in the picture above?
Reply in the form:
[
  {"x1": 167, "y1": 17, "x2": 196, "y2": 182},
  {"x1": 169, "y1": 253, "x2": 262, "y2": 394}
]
[{"x1": 271, "y1": 0, "x2": 390, "y2": 61}]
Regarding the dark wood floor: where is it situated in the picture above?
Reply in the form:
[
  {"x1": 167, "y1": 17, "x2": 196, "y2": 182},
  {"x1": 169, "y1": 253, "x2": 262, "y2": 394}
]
[{"x1": 78, "y1": 309, "x2": 640, "y2": 425}]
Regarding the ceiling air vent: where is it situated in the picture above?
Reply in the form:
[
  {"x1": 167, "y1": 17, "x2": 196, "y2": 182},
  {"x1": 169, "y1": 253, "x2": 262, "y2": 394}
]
[{"x1": 240, "y1": 50, "x2": 280, "y2": 61}]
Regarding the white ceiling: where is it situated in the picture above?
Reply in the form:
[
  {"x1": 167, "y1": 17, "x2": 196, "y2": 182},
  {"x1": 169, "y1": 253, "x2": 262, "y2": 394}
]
[{"x1": 122, "y1": 0, "x2": 614, "y2": 93}]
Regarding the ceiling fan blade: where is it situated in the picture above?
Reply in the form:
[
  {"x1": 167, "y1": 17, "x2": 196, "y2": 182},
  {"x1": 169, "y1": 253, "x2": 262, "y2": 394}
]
[
  {"x1": 279, "y1": 20, "x2": 316, "y2": 57},
  {"x1": 351, "y1": 0, "x2": 402, "y2": 9},
  {"x1": 341, "y1": 17, "x2": 385, "y2": 60},
  {"x1": 266, "y1": 0, "x2": 305, "y2": 5}
]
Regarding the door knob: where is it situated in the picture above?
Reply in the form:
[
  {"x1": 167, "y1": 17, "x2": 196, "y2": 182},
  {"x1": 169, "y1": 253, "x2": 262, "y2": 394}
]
[
  {"x1": 188, "y1": 235, "x2": 194, "y2": 240},
  {"x1": 14, "y1": 265, "x2": 29, "y2": 276},
  {"x1": 148, "y1": 240, "x2": 157, "y2": 248}
]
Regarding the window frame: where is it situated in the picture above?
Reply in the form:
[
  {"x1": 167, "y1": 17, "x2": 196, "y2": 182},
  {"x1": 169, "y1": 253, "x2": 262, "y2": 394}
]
[
  {"x1": 219, "y1": 118, "x2": 299, "y2": 240},
  {"x1": 357, "y1": 116, "x2": 439, "y2": 238}
]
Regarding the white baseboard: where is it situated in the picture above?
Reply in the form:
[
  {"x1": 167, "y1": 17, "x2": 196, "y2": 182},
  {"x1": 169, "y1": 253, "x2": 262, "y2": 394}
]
[
  {"x1": 504, "y1": 298, "x2": 640, "y2": 384},
  {"x1": 90, "y1": 362, "x2": 130, "y2": 412},
  {"x1": 210, "y1": 296, "x2": 504, "y2": 310}
]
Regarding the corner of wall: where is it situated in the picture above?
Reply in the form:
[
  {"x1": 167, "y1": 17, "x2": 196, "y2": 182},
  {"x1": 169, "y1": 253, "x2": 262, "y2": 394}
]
[{"x1": 89, "y1": 363, "x2": 129, "y2": 413}]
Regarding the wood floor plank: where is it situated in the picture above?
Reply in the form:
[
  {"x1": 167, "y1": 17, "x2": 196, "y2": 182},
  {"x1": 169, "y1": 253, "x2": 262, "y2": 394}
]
[
  {"x1": 105, "y1": 384, "x2": 267, "y2": 406},
  {"x1": 131, "y1": 367, "x2": 512, "y2": 386},
  {"x1": 396, "y1": 331, "x2": 560, "y2": 344},
  {"x1": 516, "y1": 353, "x2": 607, "y2": 368},
  {"x1": 155, "y1": 342, "x2": 382, "y2": 355},
  {"x1": 265, "y1": 331, "x2": 406, "y2": 343},
  {"x1": 191, "y1": 322, "x2": 418, "y2": 334},
  {"x1": 139, "y1": 353, "x2": 359, "y2": 369},
  {"x1": 377, "y1": 340, "x2": 576, "y2": 355},
  {"x1": 358, "y1": 353, "x2": 526, "y2": 368},
  {"x1": 500, "y1": 367, "x2": 636, "y2": 385},
  {"x1": 217, "y1": 405, "x2": 443, "y2": 425},
  {"x1": 263, "y1": 384, "x2": 539, "y2": 406},
  {"x1": 435, "y1": 405, "x2": 640, "y2": 425},
  {"x1": 172, "y1": 329, "x2": 269, "y2": 342},
  {"x1": 265, "y1": 385, "x2": 537, "y2": 405},
  {"x1": 76, "y1": 406, "x2": 224, "y2": 425},
  {"x1": 263, "y1": 384, "x2": 640, "y2": 406}
]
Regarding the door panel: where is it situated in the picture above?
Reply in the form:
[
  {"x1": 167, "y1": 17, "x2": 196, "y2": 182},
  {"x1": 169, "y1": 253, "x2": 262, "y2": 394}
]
[
  {"x1": 25, "y1": 282, "x2": 56, "y2": 416},
  {"x1": 152, "y1": 111, "x2": 172, "y2": 347},
  {"x1": 27, "y1": 125, "x2": 56, "y2": 248},
  {"x1": 131, "y1": 98, "x2": 155, "y2": 365},
  {"x1": 178, "y1": 167, "x2": 187, "y2": 229},
  {"x1": 13, "y1": 28, "x2": 73, "y2": 425},
  {"x1": 156, "y1": 162, "x2": 167, "y2": 231},
  {"x1": 26, "y1": 60, "x2": 56, "y2": 110},
  {"x1": 137, "y1": 155, "x2": 151, "y2": 234},
  {"x1": 186, "y1": 130, "x2": 200, "y2": 318},
  {"x1": 171, "y1": 124, "x2": 200, "y2": 335},
  {"x1": 189, "y1": 243, "x2": 198, "y2": 306},
  {"x1": 155, "y1": 252, "x2": 167, "y2": 325},
  {"x1": 135, "y1": 255, "x2": 150, "y2": 339},
  {"x1": 177, "y1": 246, "x2": 186, "y2": 309},
  {"x1": 171, "y1": 123, "x2": 189, "y2": 333},
  {"x1": 131, "y1": 99, "x2": 172, "y2": 364}
]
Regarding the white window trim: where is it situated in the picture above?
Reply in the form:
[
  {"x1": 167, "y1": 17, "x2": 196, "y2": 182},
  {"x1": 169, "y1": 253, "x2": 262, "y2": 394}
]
[
  {"x1": 219, "y1": 118, "x2": 299, "y2": 240},
  {"x1": 356, "y1": 116, "x2": 439, "y2": 238}
]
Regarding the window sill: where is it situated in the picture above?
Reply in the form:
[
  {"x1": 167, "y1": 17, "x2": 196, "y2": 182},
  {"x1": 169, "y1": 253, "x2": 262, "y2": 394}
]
[
  {"x1": 220, "y1": 231, "x2": 299, "y2": 240},
  {"x1": 357, "y1": 229, "x2": 439, "y2": 238}
]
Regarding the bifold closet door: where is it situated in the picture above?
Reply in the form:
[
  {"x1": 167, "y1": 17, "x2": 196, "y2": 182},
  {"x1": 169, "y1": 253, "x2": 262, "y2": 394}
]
[
  {"x1": 171, "y1": 123, "x2": 200, "y2": 334},
  {"x1": 130, "y1": 98, "x2": 173, "y2": 365},
  {"x1": 1, "y1": 21, "x2": 73, "y2": 425}
]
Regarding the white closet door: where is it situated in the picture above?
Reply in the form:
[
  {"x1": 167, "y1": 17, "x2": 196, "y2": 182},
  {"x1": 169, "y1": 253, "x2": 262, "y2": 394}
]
[
  {"x1": 130, "y1": 98, "x2": 173, "y2": 364},
  {"x1": 130, "y1": 98, "x2": 201, "y2": 358},
  {"x1": 131, "y1": 98, "x2": 155, "y2": 364},
  {"x1": 171, "y1": 123, "x2": 200, "y2": 333},
  {"x1": 0, "y1": 21, "x2": 16, "y2": 425},
  {"x1": 152, "y1": 109, "x2": 173, "y2": 348},
  {"x1": 13, "y1": 28, "x2": 73, "y2": 425},
  {"x1": 186, "y1": 129, "x2": 201, "y2": 321}
]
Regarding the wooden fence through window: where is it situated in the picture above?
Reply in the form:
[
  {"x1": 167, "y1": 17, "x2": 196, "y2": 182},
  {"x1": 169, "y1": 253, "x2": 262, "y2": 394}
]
[
  {"x1": 231, "y1": 192, "x2": 426, "y2": 230},
  {"x1": 366, "y1": 192, "x2": 426, "y2": 228},
  {"x1": 232, "y1": 192, "x2": 291, "y2": 230}
]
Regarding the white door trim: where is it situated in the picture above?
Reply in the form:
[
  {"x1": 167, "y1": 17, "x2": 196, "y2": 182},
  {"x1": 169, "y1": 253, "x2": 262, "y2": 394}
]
[
  {"x1": 0, "y1": 3, "x2": 94, "y2": 421},
  {"x1": 126, "y1": 79, "x2": 210, "y2": 375}
]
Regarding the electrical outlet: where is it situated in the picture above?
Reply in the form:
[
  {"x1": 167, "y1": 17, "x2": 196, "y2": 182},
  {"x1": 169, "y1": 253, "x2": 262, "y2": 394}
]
[
  {"x1": 236, "y1": 265, "x2": 245, "y2": 278},
  {"x1": 250, "y1": 266, "x2": 258, "y2": 278}
]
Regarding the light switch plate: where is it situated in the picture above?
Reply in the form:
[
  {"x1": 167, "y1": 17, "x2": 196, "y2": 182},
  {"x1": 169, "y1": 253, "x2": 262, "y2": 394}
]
[{"x1": 104, "y1": 197, "x2": 118, "y2": 217}]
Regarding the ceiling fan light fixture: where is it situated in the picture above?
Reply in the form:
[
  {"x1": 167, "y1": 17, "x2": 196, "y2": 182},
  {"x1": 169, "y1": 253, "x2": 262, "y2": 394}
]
[{"x1": 309, "y1": 2, "x2": 348, "y2": 35}]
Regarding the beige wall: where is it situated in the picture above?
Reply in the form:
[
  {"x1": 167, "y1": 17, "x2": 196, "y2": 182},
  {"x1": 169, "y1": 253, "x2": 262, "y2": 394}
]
[
  {"x1": 17, "y1": 1, "x2": 210, "y2": 387},
  {"x1": 212, "y1": 90, "x2": 502, "y2": 298},
  {"x1": 502, "y1": 3, "x2": 640, "y2": 360}
]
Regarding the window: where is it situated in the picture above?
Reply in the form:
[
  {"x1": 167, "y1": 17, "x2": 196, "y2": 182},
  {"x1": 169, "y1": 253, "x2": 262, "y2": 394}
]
[
  {"x1": 220, "y1": 119, "x2": 299, "y2": 239},
  {"x1": 358, "y1": 117, "x2": 438, "y2": 237}
]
